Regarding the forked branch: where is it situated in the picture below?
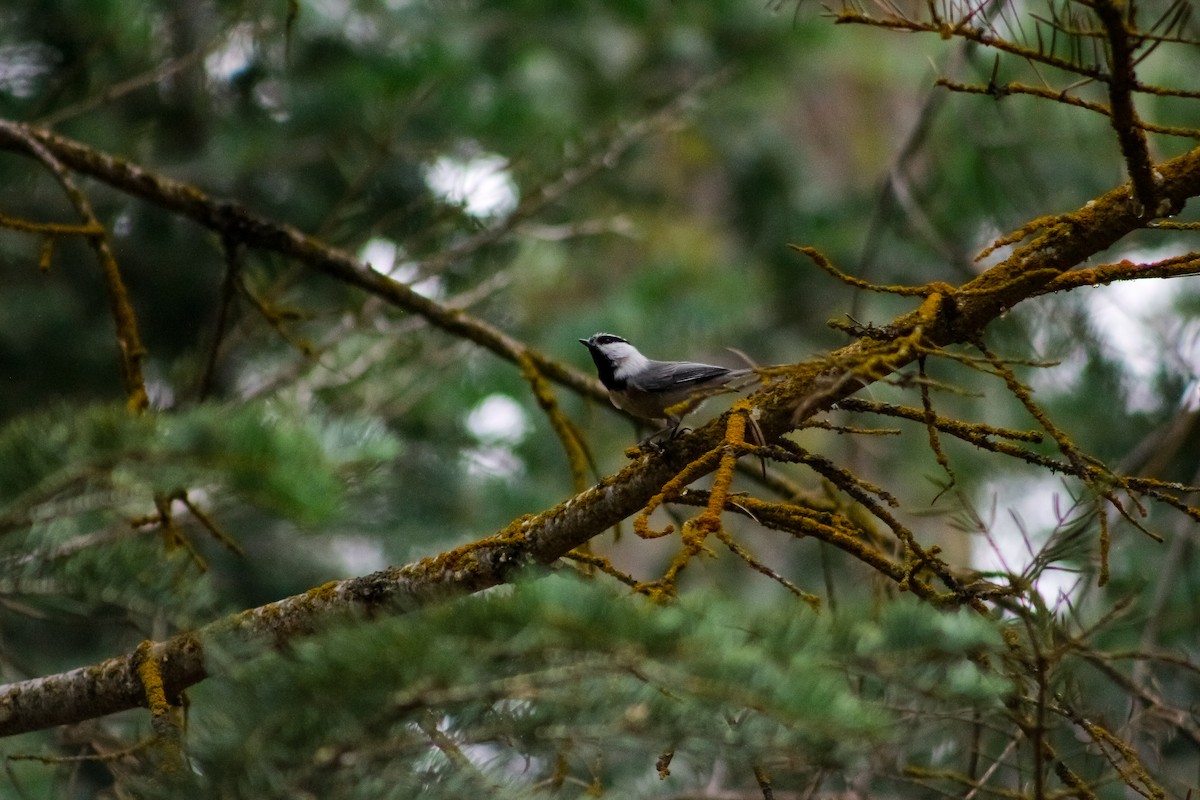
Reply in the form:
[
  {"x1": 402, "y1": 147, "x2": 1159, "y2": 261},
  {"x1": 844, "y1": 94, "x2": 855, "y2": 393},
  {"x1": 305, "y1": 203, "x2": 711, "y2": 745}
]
[{"x1": 1, "y1": 111, "x2": 1199, "y2": 741}]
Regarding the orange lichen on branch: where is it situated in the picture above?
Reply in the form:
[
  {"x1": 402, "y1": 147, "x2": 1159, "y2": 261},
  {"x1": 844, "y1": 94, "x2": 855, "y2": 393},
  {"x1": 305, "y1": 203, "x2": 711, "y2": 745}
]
[
  {"x1": 971, "y1": 336, "x2": 1160, "y2": 547},
  {"x1": 786, "y1": 297, "x2": 960, "y2": 427},
  {"x1": 563, "y1": 550, "x2": 639, "y2": 588},
  {"x1": 132, "y1": 641, "x2": 185, "y2": 774},
  {"x1": 1149, "y1": 220, "x2": 1200, "y2": 230},
  {"x1": 790, "y1": 244, "x2": 933, "y2": 296},
  {"x1": 975, "y1": 212, "x2": 1063, "y2": 261},
  {"x1": 0, "y1": 211, "x2": 104, "y2": 237},
  {"x1": 632, "y1": 448, "x2": 723, "y2": 539},
  {"x1": 518, "y1": 351, "x2": 593, "y2": 492},
  {"x1": 836, "y1": 397, "x2": 1044, "y2": 445},
  {"x1": 412, "y1": 519, "x2": 532, "y2": 581},
  {"x1": 879, "y1": 400, "x2": 1200, "y2": 536},
  {"x1": 1038, "y1": 252, "x2": 1200, "y2": 294},
  {"x1": 715, "y1": 527, "x2": 820, "y2": 609},
  {"x1": 825, "y1": 287, "x2": 950, "y2": 388},
  {"x1": 836, "y1": 349, "x2": 1194, "y2": 535},
  {"x1": 917, "y1": 354, "x2": 956, "y2": 490},
  {"x1": 728, "y1": 494, "x2": 935, "y2": 593},
  {"x1": 1058, "y1": 703, "x2": 1166, "y2": 798},
  {"x1": 636, "y1": 517, "x2": 716, "y2": 602},
  {"x1": 694, "y1": 401, "x2": 750, "y2": 534},
  {"x1": 635, "y1": 404, "x2": 755, "y2": 599},
  {"x1": 634, "y1": 402, "x2": 760, "y2": 541},
  {"x1": 132, "y1": 642, "x2": 170, "y2": 719},
  {"x1": 769, "y1": 439, "x2": 968, "y2": 596},
  {"x1": 770, "y1": 441, "x2": 899, "y2": 510},
  {"x1": 1120, "y1": 476, "x2": 1200, "y2": 526}
]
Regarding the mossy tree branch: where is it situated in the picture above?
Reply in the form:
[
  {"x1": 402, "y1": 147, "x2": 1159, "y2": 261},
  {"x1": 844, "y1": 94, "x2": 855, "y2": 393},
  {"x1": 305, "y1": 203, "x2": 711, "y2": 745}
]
[
  {"x1": 1, "y1": 123, "x2": 1199, "y2": 736},
  {"x1": 0, "y1": 120, "x2": 150, "y2": 411},
  {"x1": 0, "y1": 122, "x2": 607, "y2": 412}
]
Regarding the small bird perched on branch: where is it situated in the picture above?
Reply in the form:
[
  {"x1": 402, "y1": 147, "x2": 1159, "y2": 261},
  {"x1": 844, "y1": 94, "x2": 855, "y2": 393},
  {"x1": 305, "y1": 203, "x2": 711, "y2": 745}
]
[{"x1": 579, "y1": 332, "x2": 756, "y2": 441}]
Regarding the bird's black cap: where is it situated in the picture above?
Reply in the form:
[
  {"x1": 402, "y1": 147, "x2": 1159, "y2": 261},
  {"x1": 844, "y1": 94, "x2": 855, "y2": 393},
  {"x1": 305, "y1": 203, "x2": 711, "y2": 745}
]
[{"x1": 579, "y1": 333, "x2": 628, "y2": 348}]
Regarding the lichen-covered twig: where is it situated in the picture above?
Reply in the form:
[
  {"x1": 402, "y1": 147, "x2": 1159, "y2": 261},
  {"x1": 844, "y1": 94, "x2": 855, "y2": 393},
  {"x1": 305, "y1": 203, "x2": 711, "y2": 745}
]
[
  {"x1": 2, "y1": 122, "x2": 1200, "y2": 740},
  {"x1": 0, "y1": 121, "x2": 605, "y2": 410},
  {"x1": 0, "y1": 120, "x2": 149, "y2": 411}
]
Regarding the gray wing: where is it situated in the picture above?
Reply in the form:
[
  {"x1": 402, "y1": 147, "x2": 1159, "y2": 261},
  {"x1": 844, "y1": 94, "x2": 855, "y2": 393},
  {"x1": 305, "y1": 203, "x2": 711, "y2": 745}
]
[{"x1": 629, "y1": 360, "x2": 731, "y2": 392}]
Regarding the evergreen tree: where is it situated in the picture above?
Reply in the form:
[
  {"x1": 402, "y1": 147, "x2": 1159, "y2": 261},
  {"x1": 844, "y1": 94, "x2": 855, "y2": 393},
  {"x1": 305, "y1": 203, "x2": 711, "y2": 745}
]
[{"x1": 0, "y1": 1, "x2": 1198, "y2": 797}]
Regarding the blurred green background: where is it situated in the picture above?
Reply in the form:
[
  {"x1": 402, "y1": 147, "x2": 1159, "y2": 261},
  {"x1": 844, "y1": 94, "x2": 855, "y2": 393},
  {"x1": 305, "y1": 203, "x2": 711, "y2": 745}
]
[{"x1": 2, "y1": 0, "x2": 1199, "y2": 796}]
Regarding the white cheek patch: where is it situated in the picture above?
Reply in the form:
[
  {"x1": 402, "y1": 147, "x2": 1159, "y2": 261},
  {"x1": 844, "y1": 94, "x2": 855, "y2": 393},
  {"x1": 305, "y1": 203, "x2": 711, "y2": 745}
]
[{"x1": 608, "y1": 346, "x2": 650, "y2": 377}]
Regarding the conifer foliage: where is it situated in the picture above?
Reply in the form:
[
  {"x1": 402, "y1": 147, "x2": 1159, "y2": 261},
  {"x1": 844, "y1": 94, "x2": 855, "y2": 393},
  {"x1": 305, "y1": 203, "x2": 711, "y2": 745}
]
[{"x1": 1, "y1": 1, "x2": 1199, "y2": 798}]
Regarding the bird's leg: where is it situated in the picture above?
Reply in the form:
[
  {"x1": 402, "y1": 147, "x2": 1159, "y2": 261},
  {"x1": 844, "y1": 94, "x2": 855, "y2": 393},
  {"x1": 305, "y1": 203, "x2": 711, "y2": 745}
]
[
  {"x1": 636, "y1": 427, "x2": 668, "y2": 449},
  {"x1": 665, "y1": 417, "x2": 688, "y2": 440},
  {"x1": 636, "y1": 417, "x2": 688, "y2": 452}
]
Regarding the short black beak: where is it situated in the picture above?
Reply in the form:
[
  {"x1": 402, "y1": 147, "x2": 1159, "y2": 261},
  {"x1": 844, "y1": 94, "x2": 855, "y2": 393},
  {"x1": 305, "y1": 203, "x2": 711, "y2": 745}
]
[{"x1": 578, "y1": 338, "x2": 588, "y2": 346}]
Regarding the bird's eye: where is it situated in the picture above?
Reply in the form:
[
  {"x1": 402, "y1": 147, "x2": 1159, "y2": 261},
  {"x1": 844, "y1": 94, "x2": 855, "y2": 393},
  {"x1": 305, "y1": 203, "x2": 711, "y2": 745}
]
[{"x1": 597, "y1": 334, "x2": 624, "y2": 345}]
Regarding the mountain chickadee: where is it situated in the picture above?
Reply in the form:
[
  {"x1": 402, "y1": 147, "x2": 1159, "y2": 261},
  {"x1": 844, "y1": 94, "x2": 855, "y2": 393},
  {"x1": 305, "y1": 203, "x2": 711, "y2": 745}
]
[{"x1": 579, "y1": 332, "x2": 754, "y2": 439}]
